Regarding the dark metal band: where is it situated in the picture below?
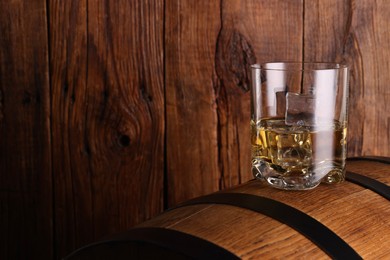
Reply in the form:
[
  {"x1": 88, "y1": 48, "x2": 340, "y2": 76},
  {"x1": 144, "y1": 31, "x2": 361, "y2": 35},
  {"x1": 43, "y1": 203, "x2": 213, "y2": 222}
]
[
  {"x1": 64, "y1": 227, "x2": 240, "y2": 260},
  {"x1": 346, "y1": 171, "x2": 390, "y2": 201},
  {"x1": 346, "y1": 156, "x2": 390, "y2": 201},
  {"x1": 347, "y1": 156, "x2": 390, "y2": 165},
  {"x1": 177, "y1": 192, "x2": 362, "y2": 260}
]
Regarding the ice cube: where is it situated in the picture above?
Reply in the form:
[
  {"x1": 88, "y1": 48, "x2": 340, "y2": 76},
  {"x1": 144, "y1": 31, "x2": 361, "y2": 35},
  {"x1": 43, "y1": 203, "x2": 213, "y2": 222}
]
[
  {"x1": 285, "y1": 92, "x2": 336, "y2": 127},
  {"x1": 285, "y1": 92, "x2": 316, "y2": 126},
  {"x1": 274, "y1": 128, "x2": 313, "y2": 169}
]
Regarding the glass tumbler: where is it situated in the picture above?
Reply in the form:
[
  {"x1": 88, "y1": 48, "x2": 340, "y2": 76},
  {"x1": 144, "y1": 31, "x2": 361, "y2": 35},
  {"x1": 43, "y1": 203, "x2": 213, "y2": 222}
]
[{"x1": 251, "y1": 62, "x2": 349, "y2": 190}]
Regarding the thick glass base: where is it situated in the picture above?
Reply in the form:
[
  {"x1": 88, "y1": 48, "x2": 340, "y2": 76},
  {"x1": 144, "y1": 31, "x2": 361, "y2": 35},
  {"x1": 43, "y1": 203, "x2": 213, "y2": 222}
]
[{"x1": 252, "y1": 159, "x2": 345, "y2": 190}]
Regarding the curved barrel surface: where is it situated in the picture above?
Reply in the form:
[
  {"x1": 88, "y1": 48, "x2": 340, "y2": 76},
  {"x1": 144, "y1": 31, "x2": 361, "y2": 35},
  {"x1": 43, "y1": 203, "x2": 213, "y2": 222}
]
[{"x1": 66, "y1": 157, "x2": 390, "y2": 259}]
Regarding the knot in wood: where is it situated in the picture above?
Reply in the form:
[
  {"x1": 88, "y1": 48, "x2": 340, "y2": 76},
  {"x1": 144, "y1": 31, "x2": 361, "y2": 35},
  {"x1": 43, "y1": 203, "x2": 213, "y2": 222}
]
[
  {"x1": 215, "y1": 30, "x2": 256, "y2": 94},
  {"x1": 118, "y1": 134, "x2": 131, "y2": 147}
]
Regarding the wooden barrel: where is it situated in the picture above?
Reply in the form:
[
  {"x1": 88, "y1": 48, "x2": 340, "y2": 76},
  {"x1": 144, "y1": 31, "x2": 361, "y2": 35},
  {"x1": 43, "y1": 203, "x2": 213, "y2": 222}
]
[{"x1": 66, "y1": 157, "x2": 390, "y2": 259}]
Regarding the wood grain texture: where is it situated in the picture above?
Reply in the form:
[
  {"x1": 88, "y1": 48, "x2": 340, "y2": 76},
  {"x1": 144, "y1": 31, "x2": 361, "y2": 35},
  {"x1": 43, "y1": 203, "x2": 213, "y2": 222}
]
[
  {"x1": 140, "y1": 204, "x2": 328, "y2": 259},
  {"x1": 216, "y1": 0, "x2": 303, "y2": 189},
  {"x1": 166, "y1": 0, "x2": 303, "y2": 207},
  {"x1": 165, "y1": 0, "x2": 221, "y2": 206},
  {"x1": 304, "y1": 0, "x2": 390, "y2": 156},
  {"x1": 0, "y1": 0, "x2": 52, "y2": 259},
  {"x1": 49, "y1": 0, "x2": 164, "y2": 258},
  {"x1": 138, "y1": 160, "x2": 390, "y2": 259},
  {"x1": 352, "y1": 0, "x2": 390, "y2": 156}
]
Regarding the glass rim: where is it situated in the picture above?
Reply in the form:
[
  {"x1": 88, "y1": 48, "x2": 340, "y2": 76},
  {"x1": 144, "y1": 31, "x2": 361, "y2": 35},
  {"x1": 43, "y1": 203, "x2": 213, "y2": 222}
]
[{"x1": 251, "y1": 61, "x2": 348, "y2": 71}]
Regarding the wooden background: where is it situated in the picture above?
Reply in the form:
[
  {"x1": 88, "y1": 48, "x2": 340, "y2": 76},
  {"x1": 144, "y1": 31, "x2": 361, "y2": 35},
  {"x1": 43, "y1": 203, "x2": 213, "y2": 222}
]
[{"x1": 0, "y1": 0, "x2": 389, "y2": 259}]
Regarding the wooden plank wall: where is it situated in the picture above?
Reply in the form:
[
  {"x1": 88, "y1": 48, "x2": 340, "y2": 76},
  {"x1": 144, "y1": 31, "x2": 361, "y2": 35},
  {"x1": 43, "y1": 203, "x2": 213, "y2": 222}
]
[
  {"x1": 0, "y1": 0, "x2": 389, "y2": 259},
  {"x1": 0, "y1": 1, "x2": 52, "y2": 259},
  {"x1": 49, "y1": 1, "x2": 164, "y2": 257}
]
